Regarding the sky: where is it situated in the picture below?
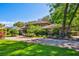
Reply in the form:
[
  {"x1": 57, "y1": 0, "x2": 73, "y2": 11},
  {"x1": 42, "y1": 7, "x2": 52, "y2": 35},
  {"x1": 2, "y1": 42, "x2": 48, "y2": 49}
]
[{"x1": 0, "y1": 3, "x2": 49, "y2": 26}]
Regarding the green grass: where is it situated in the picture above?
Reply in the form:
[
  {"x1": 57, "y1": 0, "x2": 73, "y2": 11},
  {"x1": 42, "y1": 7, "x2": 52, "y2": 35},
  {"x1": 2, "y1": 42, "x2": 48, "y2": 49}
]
[{"x1": 0, "y1": 40, "x2": 79, "y2": 56}]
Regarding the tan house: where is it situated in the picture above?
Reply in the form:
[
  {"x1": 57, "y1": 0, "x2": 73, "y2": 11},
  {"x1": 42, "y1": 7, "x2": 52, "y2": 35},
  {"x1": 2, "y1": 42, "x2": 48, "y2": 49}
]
[
  {"x1": 26, "y1": 20, "x2": 51, "y2": 26},
  {"x1": 21, "y1": 20, "x2": 59, "y2": 30},
  {"x1": 42, "y1": 24, "x2": 58, "y2": 29}
]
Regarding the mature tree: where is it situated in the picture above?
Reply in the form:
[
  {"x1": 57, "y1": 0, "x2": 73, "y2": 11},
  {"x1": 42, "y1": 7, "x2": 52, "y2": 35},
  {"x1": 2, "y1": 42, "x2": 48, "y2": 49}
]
[
  {"x1": 13, "y1": 21, "x2": 25, "y2": 28},
  {"x1": 49, "y1": 3, "x2": 79, "y2": 24},
  {"x1": 49, "y1": 3, "x2": 79, "y2": 38},
  {"x1": 62, "y1": 3, "x2": 69, "y2": 38},
  {"x1": 26, "y1": 24, "x2": 48, "y2": 37},
  {"x1": 49, "y1": 3, "x2": 65, "y2": 24},
  {"x1": 66, "y1": 3, "x2": 79, "y2": 37},
  {"x1": 41, "y1": 16, "x2": 49, "y2": 21}
]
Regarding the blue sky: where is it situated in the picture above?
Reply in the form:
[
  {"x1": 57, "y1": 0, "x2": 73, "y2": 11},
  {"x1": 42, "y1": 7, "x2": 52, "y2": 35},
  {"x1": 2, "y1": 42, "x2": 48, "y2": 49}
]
[{"x1": 0, "y1": 3, "x2": 49, "y2": 26}]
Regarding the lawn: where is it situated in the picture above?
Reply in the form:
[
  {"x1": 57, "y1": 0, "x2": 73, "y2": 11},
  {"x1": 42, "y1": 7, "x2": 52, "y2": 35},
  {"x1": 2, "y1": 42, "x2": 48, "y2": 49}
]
[{"x1": 0, "y1": 40, "x2": 79, "y2": 56}]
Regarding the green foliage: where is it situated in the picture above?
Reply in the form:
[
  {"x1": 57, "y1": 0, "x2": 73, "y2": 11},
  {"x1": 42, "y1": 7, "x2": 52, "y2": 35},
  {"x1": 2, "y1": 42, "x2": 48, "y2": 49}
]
[
  {"x1": 41, "y1": 16, "x2": 49, "y2": 21},
  {"x1": 0, "y1": 40, "x2": 79, "y2": 56},
  {"x1": 49, "y1": 3, "x2": 79, "y2": 37},
  {"x1": 50, "y1": 27, "x2": 60, "y2": 38},
  {"x1": 49, "y1": 4, "x2": 65, "y2": 24},
  {"x1": 52, "y1": 27, "x2": 59, "y2": 34},
  {"x1": 6, "y1": 28, "x2": 19, "y2": 37},
  {"x1": 0, "y1": 23, "x2": 5, "y2": 28},
  {"x1": 10, "y1": 29, "x2": 19, "y2": 36},
  {"x1": 27, "y1": 25, "x2": 42, "y2": 33},
  {"x1": 49, "y1": 3, "x2": 79, "y2": 26},
  {"x1": 6, "y1": 28, "x2": 11, "y2": 37},
  {"x1": 25, "y1": 24, "x2": 48, "y2": 37},
  {"x1": 26, "y1": 33, "x2": 36, "y2": 37},
  {"x1": 13, "y1": 21, "x2": 25, "y2": 28}
]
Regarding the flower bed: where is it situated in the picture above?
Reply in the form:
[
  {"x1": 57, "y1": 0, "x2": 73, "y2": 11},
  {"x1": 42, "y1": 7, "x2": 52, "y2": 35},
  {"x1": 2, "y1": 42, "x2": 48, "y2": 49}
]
[{"x1": 0, "y1": 32, "x2": 5, "y2": 39}]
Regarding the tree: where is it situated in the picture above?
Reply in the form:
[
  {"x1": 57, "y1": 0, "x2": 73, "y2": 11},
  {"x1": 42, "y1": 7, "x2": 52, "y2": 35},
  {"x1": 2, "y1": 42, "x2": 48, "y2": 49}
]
[
  {"x1": 9, "y1": 28, "x2": 19, "y2": 37},
  {"x1": 13, "y1": 21, "x2": 25, "y2": 28},
  {"x1": 6, "y1": 28, "x2": 18, "y2": 37},
  {"x1": 49, "y1": 3, "x2": 79, "y2": 38},
  {"x1": 66, "y1": 3, "x2": 79, "y2": 37},
  {"x1": 25, "y1": 24, "x2": 48, "y2": 37},
  {"x1": 41, "y1": 16, "x2": 49, "y2": 21},
  {"x1": 62, "y1": 3, "x2": 69, "y2": 38},
  {"x1": 49, "y1": 3, "x2": 65, "y2": 24},
  {"x1": 0, "y1": 23, "x2": 5, "y2": 28}
]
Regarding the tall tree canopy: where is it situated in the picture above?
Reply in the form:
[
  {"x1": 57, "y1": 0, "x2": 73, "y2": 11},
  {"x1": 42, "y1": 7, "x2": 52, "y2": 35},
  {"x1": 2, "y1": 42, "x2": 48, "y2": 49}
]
[
  {"x1": 49, "y1": 3, "x2": 79, "y2": 38},
  {"x1": 13, "y1": 21, "x2": 25, "y2": 28},
  {"x1": 49, "y1": 3, "x2": 79, "y2": 25}
]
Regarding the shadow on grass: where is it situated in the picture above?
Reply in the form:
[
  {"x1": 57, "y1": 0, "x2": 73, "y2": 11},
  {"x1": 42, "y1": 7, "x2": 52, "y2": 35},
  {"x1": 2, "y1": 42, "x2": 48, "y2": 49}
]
[{"x1": 0, "y1": 40, "x2": 79, "y2": 56}]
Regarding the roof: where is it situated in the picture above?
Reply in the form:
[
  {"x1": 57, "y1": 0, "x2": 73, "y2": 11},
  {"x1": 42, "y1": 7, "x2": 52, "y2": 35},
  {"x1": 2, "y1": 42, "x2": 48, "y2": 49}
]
[
  {"x1": 0, "y1": 27, "x2": 5, "y2": 29},
  {"x1": 43, "y1": 24, "x2": 56, "y2": 28},
  {"x1": 25, "y1": 20, "x2": 51, "y2": 25},
  {"x1": 42, "y1": 24, "x2": 57, "y2": 29},
  {"x1": 32, "y1": 20, "x2": 50, "y2": 24}
]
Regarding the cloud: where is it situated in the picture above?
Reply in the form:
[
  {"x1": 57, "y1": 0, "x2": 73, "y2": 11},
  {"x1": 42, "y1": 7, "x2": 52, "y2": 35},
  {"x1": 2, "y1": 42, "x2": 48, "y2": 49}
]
[
  {"x1": 0, "y1": 21, "x2": 14, "y2": 24},
  {"x1": 0, "y1": 21, "x2": 14, "y2": 27}
]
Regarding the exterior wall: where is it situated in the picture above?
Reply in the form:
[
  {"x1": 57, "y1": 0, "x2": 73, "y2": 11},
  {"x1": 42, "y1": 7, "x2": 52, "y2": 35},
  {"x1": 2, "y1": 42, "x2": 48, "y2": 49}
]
[{"x1": 71, "y1": 31, "x2": 79, "y2": 36}]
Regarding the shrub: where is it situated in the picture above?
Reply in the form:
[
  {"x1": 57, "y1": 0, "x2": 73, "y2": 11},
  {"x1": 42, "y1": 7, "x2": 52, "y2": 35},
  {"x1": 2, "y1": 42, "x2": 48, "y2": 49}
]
[
  {"x1": 26, "y1": 33, "x2": 36, "y2": 37},
  {"x1": 13, "y1": 21, "x2": 25, "y2": 28},
  {"x1": 35, "y1": 28, "x2": 48, "y2": 36},
  {"x1": 52, "y1": 27, "x2": 59, "y2": 34},
  {"x1": 25, "y1": 25, "x2": 48, "y2": 37},
  {"x1": 50, "y1": 27, "x2": 60, "y2": 38},
  {"x1": 6, "y1": 28, "x2": 19, "y2": 37},
  {"x1": 10, "y1": 29, "x2": 19, "y2": 37}
]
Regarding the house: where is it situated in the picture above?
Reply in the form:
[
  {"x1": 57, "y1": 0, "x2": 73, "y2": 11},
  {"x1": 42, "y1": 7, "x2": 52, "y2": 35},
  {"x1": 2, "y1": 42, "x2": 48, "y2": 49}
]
[
  {"x1": 21, "y1": 20, "x2": 60, "y2": 30},
  {"x1": 21, "y1": 20, "x2": 52, "y2": 30},
  {"x1": 19, "y1": 20, "x2": 52, "y2": 35},
  {"x1": 25, "y1": 20, "x2": 51, "y2": 26},
  {"x1": 42, "y1": 24, "x2": 58, "y2": 29}
]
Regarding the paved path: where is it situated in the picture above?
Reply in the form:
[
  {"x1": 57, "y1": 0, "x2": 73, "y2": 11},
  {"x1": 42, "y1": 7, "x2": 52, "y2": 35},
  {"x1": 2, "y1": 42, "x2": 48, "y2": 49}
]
[{"x1": 5, "y1": 36, "x2": 79, "y2": 51}]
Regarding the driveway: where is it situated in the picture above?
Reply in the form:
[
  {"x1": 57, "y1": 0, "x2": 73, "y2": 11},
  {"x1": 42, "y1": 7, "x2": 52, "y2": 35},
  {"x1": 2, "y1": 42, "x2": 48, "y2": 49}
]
[{"x1": 5, "y1": 36, "x2": 79, "y2": 51}]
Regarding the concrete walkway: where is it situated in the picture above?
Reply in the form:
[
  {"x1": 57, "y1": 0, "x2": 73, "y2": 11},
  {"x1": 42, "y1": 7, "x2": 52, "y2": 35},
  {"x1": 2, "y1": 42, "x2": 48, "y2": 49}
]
[{"x1": 5, "y1": 36, "x2": 79, "y2": 51}]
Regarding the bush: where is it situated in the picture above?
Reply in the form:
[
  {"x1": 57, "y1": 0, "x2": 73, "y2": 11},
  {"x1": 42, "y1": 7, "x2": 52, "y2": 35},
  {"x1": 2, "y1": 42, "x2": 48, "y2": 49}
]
[
  {"x1": 50, "y1": 27, "x2": 60, "y2": 38},
  {"x1": 26, "y1": 33, "x2": 36, "y2": 37},
  {"x1": 34, "y1": 28, "x2": 47, "y2": 36},
  {"x1": 10, "y1": 29, "x2": 19, "y2": 36},
  {"x1": 25, "y1": 25, "x2": 48, "y2": 37},
  {"x1": 6, "y1": 28, "x2": 19, "y2": 37},
  {"x1": 52, "y1": 27, "x2": 59, "y2": 34}
]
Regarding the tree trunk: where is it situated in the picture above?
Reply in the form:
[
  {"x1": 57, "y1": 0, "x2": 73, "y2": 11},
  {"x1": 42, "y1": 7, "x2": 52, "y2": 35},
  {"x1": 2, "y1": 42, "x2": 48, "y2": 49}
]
[
  {"x1": 61, "y1": 3, "x2": 69, "y2": 38},
  {"x1": 66, "y1": 3, "x2": 79, "y2": 38}
]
